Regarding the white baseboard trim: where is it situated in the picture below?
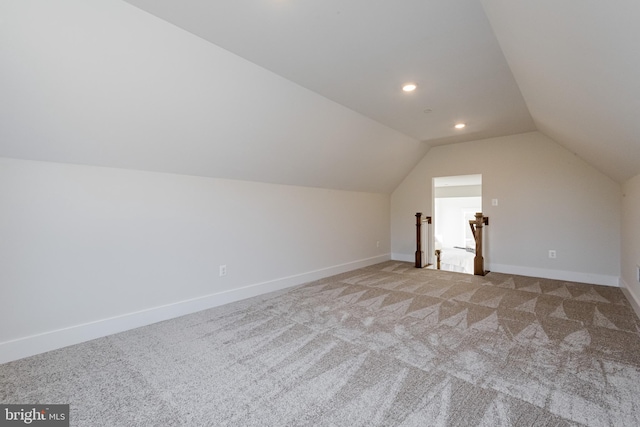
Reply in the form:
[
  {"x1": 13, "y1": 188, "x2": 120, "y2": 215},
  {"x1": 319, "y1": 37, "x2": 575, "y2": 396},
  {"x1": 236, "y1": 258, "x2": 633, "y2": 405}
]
[
  {"x1": 620, "y1": 278, "x2": 640, "y2": 319},
  {"x1": 488, "y1": 263, "x2": 619, "y2": 287},
  {"x1": 391, "y1": 253, "x2": 414, "y2": 263},
  {"x1": 0, "y1": 254, "x2": 390, "y2": 365},
  {"x1": 385, "y1": 257, "x2": 618, "y2": 287}
]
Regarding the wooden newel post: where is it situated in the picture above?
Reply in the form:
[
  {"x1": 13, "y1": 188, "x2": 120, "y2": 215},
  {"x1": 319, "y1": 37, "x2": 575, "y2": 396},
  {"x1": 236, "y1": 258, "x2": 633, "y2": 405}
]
[
  {"x1": 415, "y1": 213, "x2": 423, "y2": 268},
  {"x1": 469, "y1": 212, "x2": 489, "y2": 276},
  {"x1": 415, "y1": 213, "x2": 432, "y2": 268}
]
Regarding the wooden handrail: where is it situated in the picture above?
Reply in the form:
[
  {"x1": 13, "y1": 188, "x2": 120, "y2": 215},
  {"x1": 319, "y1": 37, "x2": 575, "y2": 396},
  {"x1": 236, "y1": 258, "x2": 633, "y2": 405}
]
[
  {"x1": 415, "y1": 212, "x2": 432, "y2": 268},
  {"x1": 418, "y1": 211, "x2": 488, "y2": 275}
]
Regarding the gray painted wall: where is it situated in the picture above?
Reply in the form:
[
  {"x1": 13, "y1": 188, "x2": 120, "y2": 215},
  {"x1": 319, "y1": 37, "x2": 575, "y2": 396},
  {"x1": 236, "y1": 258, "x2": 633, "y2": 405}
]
[
  {"x1": 0, "y1": 158, "x2": 390, "y2": 362},
  {"x1": 391, "y1": 131, "x2": 621, "y2": 286},
  {"x1": 622, "y1": 174, "x2": 640, "y2": 304}
]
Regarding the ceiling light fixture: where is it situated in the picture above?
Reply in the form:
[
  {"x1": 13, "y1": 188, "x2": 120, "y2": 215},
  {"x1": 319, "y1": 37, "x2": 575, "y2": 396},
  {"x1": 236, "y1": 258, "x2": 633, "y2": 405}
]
[
  {"x1": 402, "y1": 83, "x2": 417, "y2": 92},
  {"x1": 454, "y1": 123, "x2": 466, "y2": 129}
]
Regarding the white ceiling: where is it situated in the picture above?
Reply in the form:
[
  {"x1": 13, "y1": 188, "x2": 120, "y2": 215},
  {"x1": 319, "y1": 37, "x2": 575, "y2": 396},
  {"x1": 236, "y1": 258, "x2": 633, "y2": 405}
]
[
  {"x1": 481, "y1": 0, "x2": 640, "y2": 183},
  {"x1": 124, "y1": 0, "x2": 535, "y2": 146},
  {"x1": 1, "y1": 0, "x2": 638, "y2": 192},
  {"x1": 0, "y1": 0, "x2": 428, "y2": 193},
  {"x1": 123, "y1": 0, "x2": 640, "y2": 183}
]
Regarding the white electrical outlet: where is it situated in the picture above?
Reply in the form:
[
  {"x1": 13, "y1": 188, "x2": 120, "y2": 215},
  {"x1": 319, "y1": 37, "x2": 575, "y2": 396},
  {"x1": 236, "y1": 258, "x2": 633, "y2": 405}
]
[
  {"x1": 376, "y1": 241, "x2": 380, "y2": 248},
  {"x1": 548, "y1": 250, "x2": 556, "y2": 259},
  {"x1": 219, "y1": 265, "x2": 227, "y2": 277},
  {"x1": 492, "y1": 199, "x2": 498, "y2": 206}
]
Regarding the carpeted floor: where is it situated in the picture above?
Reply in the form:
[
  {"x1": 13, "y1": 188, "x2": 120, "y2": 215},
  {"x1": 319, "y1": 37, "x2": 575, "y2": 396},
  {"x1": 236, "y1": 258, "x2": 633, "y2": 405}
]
[{"x1": 2, "y1": 261, "x2": 640, "y2": 426}]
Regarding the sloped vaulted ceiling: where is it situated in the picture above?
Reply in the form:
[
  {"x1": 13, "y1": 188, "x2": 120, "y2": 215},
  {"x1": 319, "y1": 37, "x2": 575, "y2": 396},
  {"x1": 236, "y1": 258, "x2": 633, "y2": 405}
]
[
  {"x1": 481, "y1": 0, "x2": 640, "y2": 183},
  {"x1": 123, "y1": 0, "x2": 535, "y2": 145},
  {"x1": 124, "y1": 0, "x2": 639, "y2": 183},
  {"x1": 0, "y1": 0, "x2": 427, "y2": 193},
  {"x1": 1, "y1": 0, "x2": 638, "y2": 192}
]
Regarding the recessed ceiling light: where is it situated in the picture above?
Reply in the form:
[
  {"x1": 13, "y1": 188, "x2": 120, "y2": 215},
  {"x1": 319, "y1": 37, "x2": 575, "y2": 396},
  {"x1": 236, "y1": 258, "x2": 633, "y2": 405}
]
[
  {"x1": 402, "y1": 83, "x2": 417, "y2": 92},
  {"x1": 454, "y1": 123, "x2": 466, "y2": 129}
]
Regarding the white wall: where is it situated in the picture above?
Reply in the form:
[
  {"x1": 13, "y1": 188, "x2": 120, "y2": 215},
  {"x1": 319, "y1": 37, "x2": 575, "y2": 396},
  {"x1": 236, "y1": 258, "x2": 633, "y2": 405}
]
[
  {"x1": 0, "y1": 157, "x2": 390, "y2": 363},
  {"x1": 621, "y1": 174, "x2": 640, "y2": 309},
  {"x1": 391, "y1": 131, "x2": 621, "y2": 285}
]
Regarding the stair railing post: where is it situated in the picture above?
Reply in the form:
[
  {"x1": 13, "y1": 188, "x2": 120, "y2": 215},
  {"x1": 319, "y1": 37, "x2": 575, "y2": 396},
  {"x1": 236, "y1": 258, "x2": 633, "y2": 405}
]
[
  {"x1": 470, "y1": 212, "x2": 489, "y2": 276},
  {"x1": 415, "y1": 212, "x2": 423, "y2": 268}
]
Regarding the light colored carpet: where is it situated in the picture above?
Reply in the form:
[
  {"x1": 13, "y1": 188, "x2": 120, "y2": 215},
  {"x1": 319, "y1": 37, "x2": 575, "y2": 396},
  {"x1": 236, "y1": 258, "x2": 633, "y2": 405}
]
[{"x1": 2, "y1": 261, "x2": 640, "y2": 426}]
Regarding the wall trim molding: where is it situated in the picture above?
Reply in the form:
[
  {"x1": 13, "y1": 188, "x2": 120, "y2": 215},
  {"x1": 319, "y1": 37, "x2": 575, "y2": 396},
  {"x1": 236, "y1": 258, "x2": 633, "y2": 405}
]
[
  {"x1": 620, "y1": 278, "x2": 640, "y2": 320},
  {"x1": 391, "y1": 255, "x2": 619, "y2": 287},
  {"x1": 0, "y1": 254, "x2": 390, "y2": 364},
  {"x1": 488, "y1": 263, "x2": 619, "y2": 287}
]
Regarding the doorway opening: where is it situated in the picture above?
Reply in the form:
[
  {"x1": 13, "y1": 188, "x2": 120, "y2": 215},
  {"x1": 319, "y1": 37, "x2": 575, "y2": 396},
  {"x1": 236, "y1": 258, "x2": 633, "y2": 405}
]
[{"x1": 431, "y1": 174, "x2": 482, "y2": 274}]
